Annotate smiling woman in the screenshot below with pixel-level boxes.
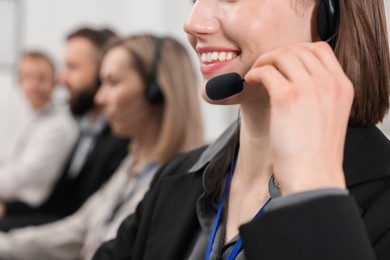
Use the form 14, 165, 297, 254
94, 1, 390, 260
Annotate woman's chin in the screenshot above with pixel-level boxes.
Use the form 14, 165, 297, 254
111, 125, 131, 139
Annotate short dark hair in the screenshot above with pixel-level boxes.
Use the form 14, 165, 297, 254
66, 27, 118, 65
67, 27, 117, 50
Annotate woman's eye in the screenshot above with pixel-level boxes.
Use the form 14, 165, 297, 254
106, 80, 118, 87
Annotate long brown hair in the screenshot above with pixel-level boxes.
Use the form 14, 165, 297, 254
332, 0, 390, 126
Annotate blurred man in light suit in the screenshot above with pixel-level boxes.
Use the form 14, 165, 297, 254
0, 51, 78, 210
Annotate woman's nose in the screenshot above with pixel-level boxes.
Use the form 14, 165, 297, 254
184, 0, 220, 37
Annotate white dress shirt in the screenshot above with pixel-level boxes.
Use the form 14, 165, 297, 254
0, 105, 79, 206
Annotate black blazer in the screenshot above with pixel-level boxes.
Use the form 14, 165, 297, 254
94, 125, 390, 260
1, 125, 129, 230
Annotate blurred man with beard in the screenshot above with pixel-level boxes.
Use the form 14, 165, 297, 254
0, 27, 129, 231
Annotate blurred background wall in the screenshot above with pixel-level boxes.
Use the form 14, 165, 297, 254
0, 0, 389, 154
0, 0, 238, 155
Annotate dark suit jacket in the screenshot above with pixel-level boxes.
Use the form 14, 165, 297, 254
1, 125, 129, 231
94, 125, 390, 260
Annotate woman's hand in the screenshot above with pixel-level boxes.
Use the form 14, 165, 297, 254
245, 42, 354, 196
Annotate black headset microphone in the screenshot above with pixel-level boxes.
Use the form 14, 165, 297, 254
205, 0, 339, 101
205, 73, 244, 100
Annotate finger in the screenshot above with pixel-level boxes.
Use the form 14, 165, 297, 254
305, 42, 345, 75
289, 44, 328, 76
303, 42, 354, 97
245, 65, 290, 100
254, 49, 309, 82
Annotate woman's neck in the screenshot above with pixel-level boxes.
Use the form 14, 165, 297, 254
130, 113, 161, 171
224, 101, 273, 243
235, 101, 273, 184
131, 143, 153, 172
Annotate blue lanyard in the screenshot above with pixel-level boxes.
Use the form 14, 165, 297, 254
205, 151, 271, 260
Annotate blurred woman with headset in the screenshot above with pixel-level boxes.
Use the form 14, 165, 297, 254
0, 34, 204, 259
94, 0, 390, 259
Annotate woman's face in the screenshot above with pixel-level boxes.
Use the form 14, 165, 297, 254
184, 0, 316, 104
95, 46, 149, 138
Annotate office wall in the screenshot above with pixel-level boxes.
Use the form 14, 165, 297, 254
0, 0, 236, 154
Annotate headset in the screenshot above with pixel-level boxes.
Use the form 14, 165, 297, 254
206, 0, 341, 101
145, 37, 165, 104
317, 0, 339, 44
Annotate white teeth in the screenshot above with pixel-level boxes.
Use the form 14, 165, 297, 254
206, 52, 212, 62
211, 52, 218, 61
218, 52, 226, 61
200, 51, 236, 63
226, 52, 233, 60
201, 53, 207, 62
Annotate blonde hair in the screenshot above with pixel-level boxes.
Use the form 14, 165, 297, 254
105, 34, 204, 163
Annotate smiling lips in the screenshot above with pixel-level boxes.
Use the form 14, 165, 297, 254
198, 50, 239, 74
200, 51, 237, 63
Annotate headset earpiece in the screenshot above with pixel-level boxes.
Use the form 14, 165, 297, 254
317, 0, 339, 44
146, 37, 164, 104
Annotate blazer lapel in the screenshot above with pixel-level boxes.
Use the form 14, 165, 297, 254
143, 172, 204, 260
